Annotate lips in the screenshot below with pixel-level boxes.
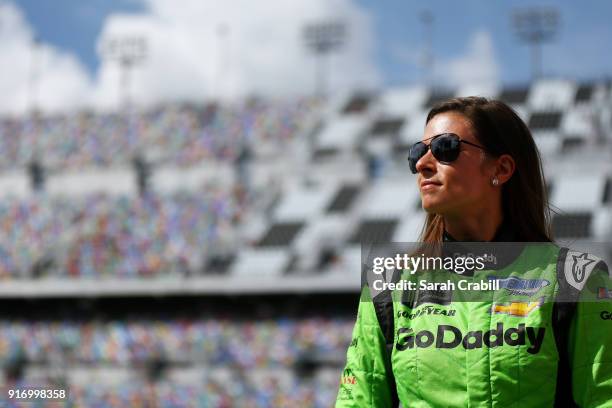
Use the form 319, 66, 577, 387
420, 180, 442, 191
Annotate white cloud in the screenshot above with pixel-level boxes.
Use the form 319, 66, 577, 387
434, 30, 500, 90
92, 0, 381, 109
0, 1, 92, 115
0, 0, 380, 114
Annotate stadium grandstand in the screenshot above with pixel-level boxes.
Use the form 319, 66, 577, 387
0, 77, 611, 406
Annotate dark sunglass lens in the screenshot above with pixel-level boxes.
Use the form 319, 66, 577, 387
408, 142, 427, 173
431, 134, 460, 163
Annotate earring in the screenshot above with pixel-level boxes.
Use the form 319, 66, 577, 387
492, 177, 499, 186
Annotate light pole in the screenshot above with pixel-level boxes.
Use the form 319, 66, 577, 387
27, 36, 42, 115
216, 23, 230, 101
512, 8, 559, 80
303, 21, 346, 99
420, 11, 434, 85
100, 36, 148, 110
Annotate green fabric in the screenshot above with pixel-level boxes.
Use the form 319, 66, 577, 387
336, 244, 612, 407
571, 267, 612, 407
336, 286, 395, 407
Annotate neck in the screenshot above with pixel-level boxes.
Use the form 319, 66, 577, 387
443, 208, 504, 242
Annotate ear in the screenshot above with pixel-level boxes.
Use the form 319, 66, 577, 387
494, 154, 515, 185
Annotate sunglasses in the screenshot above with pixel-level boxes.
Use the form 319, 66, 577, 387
407, 133, 486, 174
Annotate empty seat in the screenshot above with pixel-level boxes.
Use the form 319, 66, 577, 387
533, 133, 561, 156
529, 111, 563, 130
204, 254, 235, 274
561, 137, 585, 153
370, 118, 405, 137
312, 147, 339, 160
0, 172, 30, 198
47, 169, 137, 196
274, 185, 335, 221
342, 94, 373, 114
349, 219, 399, 244
326, 185, 361, 213
528, 79, 576, 111
258, 222, 304, 247
378, 86, 428, 116
397, 111, 428, 149
602, 178, 612, 205
315, 116, 368, 153
499, 87, 529, 105
592, 208, 612, 240
575, 84, 594, 104
561, 106, 595, 137
361, 180, 418, 218
231, 249, 290, 276
551, 176, 605, 211
393, 212, 427, 241
552, 212, 592, 239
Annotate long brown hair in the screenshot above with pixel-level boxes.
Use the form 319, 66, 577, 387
418, 96, 552, 243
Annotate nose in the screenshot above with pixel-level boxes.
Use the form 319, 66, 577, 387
415, 147, 436, 175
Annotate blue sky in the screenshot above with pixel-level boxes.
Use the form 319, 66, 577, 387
15, 0, 144, 73
14, 0, 612, 86
2, 0, 611, 114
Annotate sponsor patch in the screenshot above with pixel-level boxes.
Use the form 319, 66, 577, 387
397, 305, 457, 320
340, 368, 357, 385
487, 275, 549, 296
563, 251, 602, 291
395, 323, 545, 354
337, 368, 356, 400
491, 297, 545, 317
601, 311, 612, 320
598, 287, 612, 299
340, 375, 357, 385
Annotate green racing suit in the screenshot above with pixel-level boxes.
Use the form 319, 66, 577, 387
335, 243, 612, 407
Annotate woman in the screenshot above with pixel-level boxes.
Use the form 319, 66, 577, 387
336, 97, 612, 407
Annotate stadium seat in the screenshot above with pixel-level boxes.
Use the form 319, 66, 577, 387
313, 116, 369, 157
528, 79, 577, 111
377, 86, 428, 117
230, 248, 290, 277
550, 175, 606, 212
360, 179, 418, 219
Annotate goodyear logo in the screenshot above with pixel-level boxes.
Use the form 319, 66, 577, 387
491, 297, 544, 317
397, 305, 456, 320
488, 276, 549, 296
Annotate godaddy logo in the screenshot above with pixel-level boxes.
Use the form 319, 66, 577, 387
396, 323, 545, 354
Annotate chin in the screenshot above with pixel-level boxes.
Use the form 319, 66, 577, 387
421, 198, 450, 215
421, 200, 440, 213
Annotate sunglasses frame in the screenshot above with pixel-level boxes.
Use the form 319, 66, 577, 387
407, 133, 486, 174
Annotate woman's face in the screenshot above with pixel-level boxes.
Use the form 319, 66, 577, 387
416, 111, 496, 217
